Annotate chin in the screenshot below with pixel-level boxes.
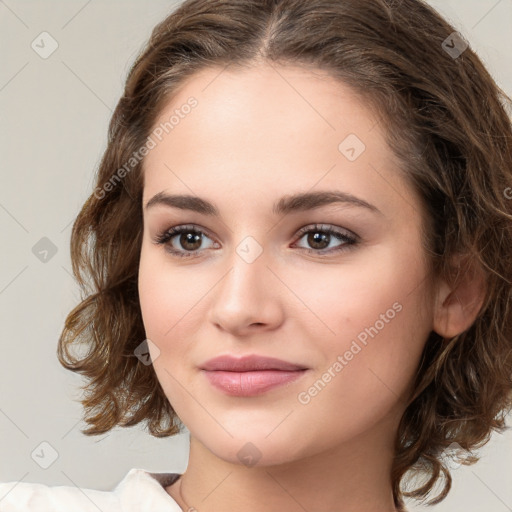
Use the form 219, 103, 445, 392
191, 426, 315, 469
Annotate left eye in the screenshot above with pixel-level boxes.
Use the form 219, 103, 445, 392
292, 223, 358, 255
153, 223, 358, 258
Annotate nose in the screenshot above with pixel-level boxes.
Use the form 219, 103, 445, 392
207, 244, 285, 337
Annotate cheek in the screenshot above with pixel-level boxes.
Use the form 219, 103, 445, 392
307, 253, 430, 417
288, 238, 429, 342
137, 250, 200, 408
138, 246, 198, 339
137, 246, 215, 389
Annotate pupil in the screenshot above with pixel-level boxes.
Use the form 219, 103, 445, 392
181, 232, 201, 250
309, 232, 329, 249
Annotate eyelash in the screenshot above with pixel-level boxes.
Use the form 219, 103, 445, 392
152, 223, 359, 259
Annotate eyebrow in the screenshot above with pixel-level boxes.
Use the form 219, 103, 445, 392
144, 190, 383, 217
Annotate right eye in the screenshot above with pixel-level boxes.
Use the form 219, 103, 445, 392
153, 224, 218, 258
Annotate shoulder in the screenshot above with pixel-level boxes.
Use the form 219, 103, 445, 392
0, 474, 121, 512
0, 468, 181, 512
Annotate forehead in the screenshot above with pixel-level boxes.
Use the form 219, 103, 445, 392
146, 63, 382, 156
141, 63, 416, 220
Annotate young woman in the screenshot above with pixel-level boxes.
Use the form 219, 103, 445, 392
1, 0, 511, 511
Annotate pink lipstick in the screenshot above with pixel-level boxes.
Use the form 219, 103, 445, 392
200, 354, 309, 397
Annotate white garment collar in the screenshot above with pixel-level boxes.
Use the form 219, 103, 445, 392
114, 468, 183, 511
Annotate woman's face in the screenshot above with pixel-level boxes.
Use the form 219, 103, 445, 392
138, 63, 436, 465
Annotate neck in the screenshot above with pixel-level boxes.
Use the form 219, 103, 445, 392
167, 411, 402, 512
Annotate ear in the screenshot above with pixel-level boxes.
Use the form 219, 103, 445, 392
433, 252, 488, 339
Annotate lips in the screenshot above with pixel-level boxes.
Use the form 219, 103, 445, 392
200, 354, 309, 372
199, 354, 309, 396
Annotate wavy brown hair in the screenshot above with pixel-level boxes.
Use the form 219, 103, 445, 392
57, 0, 512, 509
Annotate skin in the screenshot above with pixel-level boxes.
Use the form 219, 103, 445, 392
137, 63, 485, 512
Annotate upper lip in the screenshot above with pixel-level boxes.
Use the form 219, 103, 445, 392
200, 354, 309, 372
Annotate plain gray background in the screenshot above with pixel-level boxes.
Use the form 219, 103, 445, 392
1, 1, 511, 510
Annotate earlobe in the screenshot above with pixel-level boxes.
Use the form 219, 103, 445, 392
432, 252, 488, 339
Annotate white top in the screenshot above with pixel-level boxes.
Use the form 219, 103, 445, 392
0, 468, 183, 511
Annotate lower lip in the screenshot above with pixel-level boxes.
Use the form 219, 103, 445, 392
201, 369, 308, 396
